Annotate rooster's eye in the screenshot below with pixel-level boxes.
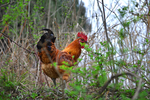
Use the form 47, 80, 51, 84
81, 39, 84, 41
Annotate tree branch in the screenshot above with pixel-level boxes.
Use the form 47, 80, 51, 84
97, 72, 142, 100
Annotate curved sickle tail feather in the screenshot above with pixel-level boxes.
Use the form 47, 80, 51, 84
37, 29, 56, 52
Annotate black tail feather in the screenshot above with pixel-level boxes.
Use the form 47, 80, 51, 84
37, 29, 56, 52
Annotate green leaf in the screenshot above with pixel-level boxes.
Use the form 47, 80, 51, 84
123, 21, 130, 27
62, 61, 69, 66
146, 38, 149, 43
78, 58, 82, 62
72, 55, 75, 58
53, 62, 57, 67
84, 44, 89, 48
74, 62, 77, 65
86, 48, 92, 52
0, 36, 4, 39
31, 93, 38, 99
132, 64, 138, 67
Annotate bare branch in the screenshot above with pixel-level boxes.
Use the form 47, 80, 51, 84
132, 78, 142, 100
97, 72, 142, 100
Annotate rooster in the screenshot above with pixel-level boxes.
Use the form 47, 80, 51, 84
37, 29, 88, 86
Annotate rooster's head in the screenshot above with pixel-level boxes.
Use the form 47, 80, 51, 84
77, 32, 88, 48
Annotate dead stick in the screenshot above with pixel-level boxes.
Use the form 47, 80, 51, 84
97, 72, 142, 100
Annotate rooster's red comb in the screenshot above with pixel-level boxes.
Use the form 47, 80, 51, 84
77, 32, 87, 41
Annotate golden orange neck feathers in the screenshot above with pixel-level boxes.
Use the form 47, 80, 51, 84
62, 38, 82, 62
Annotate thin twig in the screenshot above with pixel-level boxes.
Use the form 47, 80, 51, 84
35, 60, 41, 87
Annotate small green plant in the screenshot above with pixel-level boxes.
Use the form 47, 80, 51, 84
0, 68, 18, 99
31, 93, 38, 99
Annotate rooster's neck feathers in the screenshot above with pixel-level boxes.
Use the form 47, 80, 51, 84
62, 38, 81, 61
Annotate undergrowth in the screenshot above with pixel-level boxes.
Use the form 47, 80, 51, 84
0, 42, 149, 100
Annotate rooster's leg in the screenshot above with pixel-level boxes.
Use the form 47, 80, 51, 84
51, 78, 56, 86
